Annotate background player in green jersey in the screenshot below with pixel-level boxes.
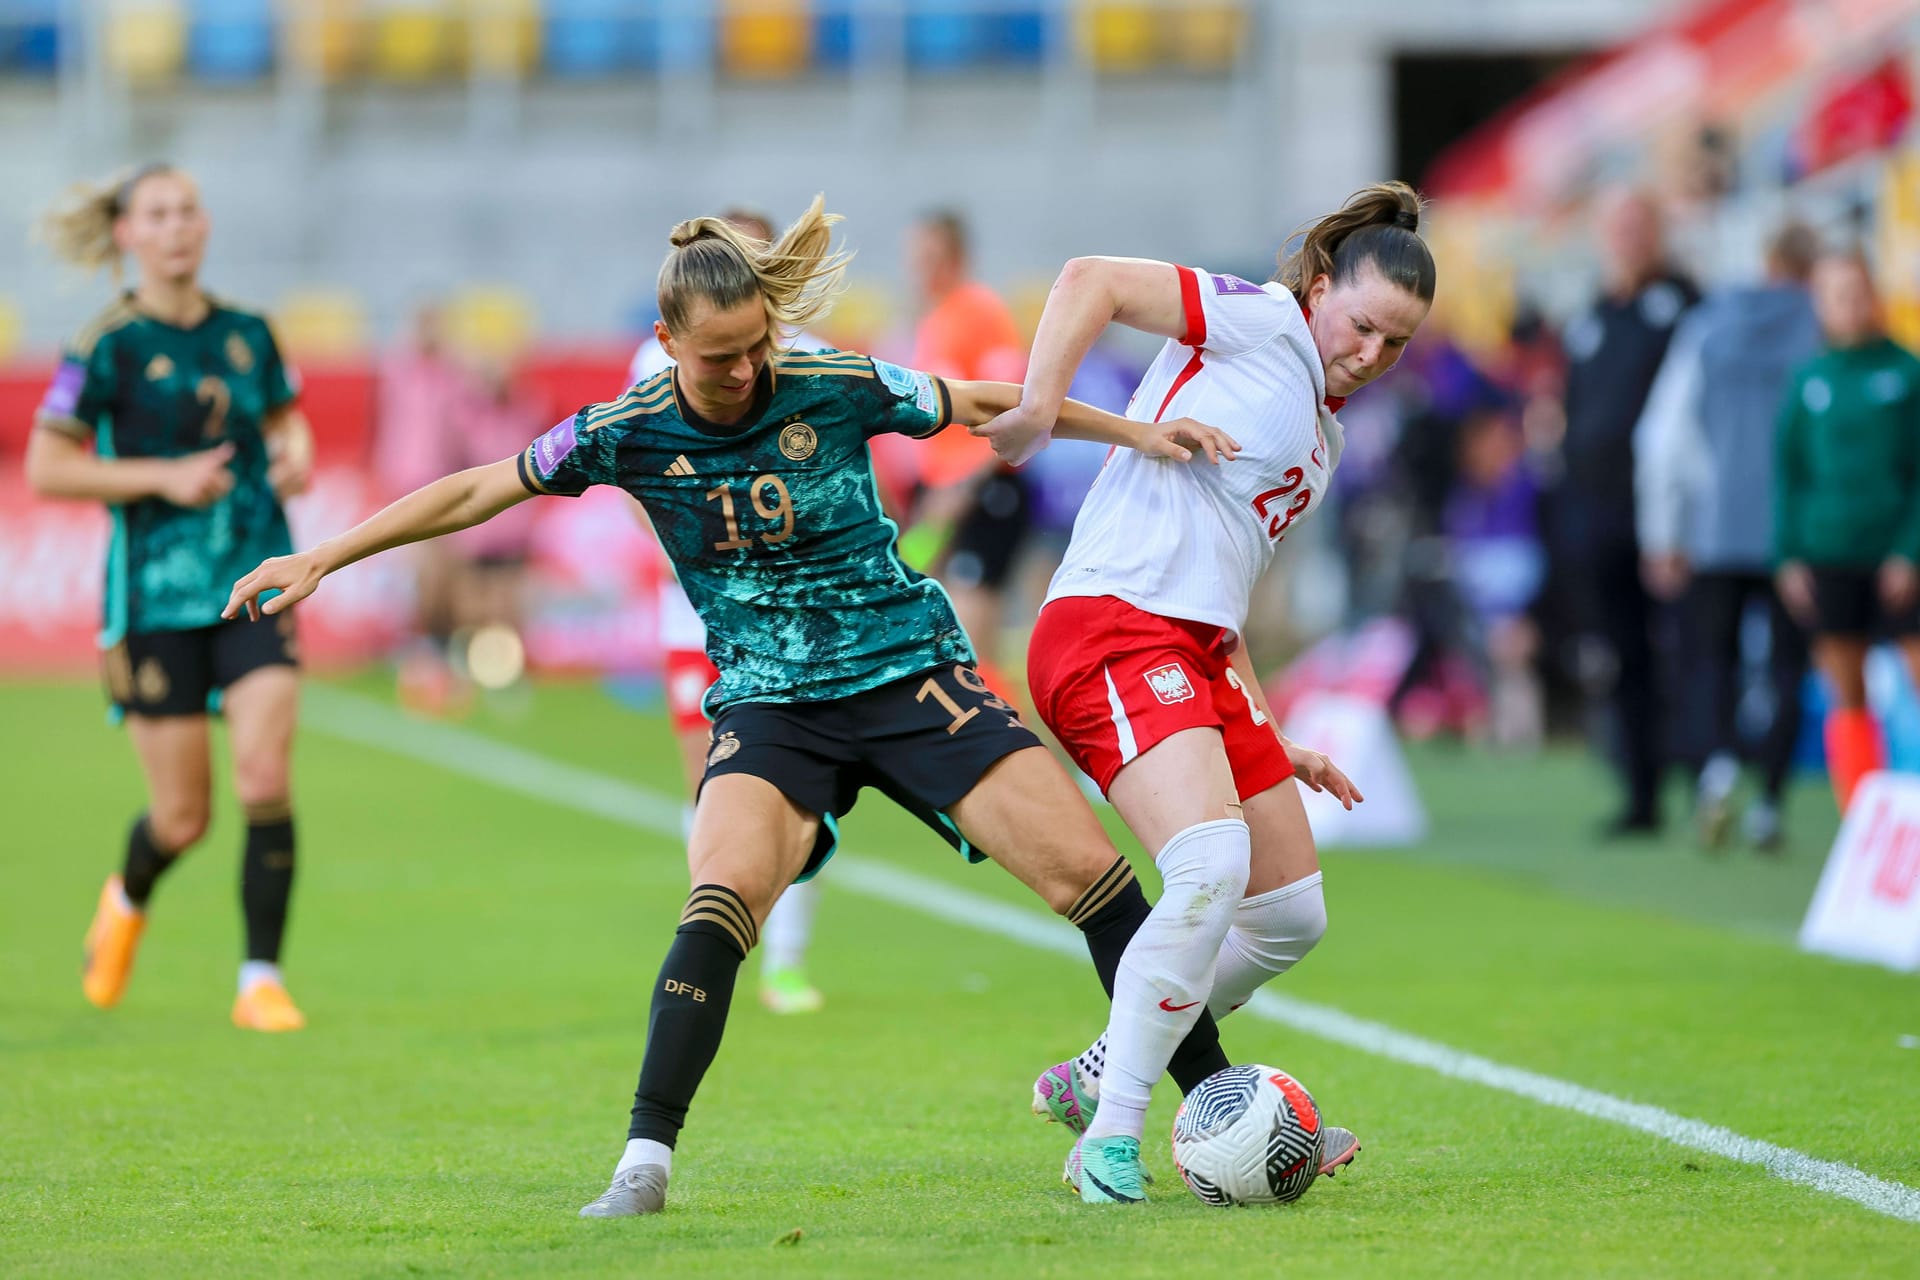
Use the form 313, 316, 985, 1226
26, 164, 317, 1033
224, 196, 1242, 1213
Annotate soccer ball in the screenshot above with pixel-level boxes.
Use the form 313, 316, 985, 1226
1171, 1064, 1324, 1206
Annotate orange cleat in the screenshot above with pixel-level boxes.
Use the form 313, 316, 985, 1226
232, 979, 307, 1033
82, 875, 147, 1009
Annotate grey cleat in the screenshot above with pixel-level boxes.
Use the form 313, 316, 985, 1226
579, 1164, 669, 1218
1319, 1126, 1361, 1178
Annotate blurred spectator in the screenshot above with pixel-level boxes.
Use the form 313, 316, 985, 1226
1445, 405, 1546, 749
1774, 249, 1920, 815
1635, 220, 1822, 850
1555, 187, 1699, 836
904, 210, 1028, 683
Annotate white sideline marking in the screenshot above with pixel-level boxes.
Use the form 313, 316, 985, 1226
307, 689, 1920, 1225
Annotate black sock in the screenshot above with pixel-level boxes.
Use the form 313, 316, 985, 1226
121, 814, 180, 908
628, 885, 757, 1147
1068, 856, 1231, 1095
241, 801, 296, 963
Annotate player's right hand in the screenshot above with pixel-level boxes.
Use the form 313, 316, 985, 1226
1776, 560, 1816, 625
972, 404, 1054, 467
162, 443, 236, 509
225, 550, 324, 621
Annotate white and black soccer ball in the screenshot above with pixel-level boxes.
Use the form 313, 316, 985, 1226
1171, 1064, 1324, 1206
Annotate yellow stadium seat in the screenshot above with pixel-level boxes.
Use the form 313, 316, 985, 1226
444, 286, 536, 362
105, 1, 187, 84
274, 289, 370, 360
812, 281, 892, 353
0, 294, 23, 363
464, 0, 541, 78
370, 3, 458, 82
721, 0, 812, 80
284, 0, 363, 83
1084, 2, 1156, 74
1168, 3, 1243, 71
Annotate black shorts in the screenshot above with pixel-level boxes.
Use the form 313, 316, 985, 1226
1809, 566, 1920, 639
103, 613, 300, 719
701, 662, 1044, 880
943, 468, 1033, 591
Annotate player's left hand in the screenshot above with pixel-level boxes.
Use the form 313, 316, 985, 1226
1284, 741, 1363, 810
267, 430, 314, 499
1145, 417, 1241, 466
971, 404, 1054, 467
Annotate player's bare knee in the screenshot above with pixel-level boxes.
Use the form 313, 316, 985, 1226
150, 800, 209, 852
233, 759, 290, 810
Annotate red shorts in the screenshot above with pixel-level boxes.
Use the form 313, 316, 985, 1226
664, 648, 720, 735
1027, 595, 1290, 800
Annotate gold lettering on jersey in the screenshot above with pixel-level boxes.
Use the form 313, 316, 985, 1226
196, 377, 231, 440
225, 332, 254, 374
707, 731, 742, 766
145, 354, 175, 382
778, 422, 818, 461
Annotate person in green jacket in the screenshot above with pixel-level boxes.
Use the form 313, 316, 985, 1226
1774, 249, 1920, 813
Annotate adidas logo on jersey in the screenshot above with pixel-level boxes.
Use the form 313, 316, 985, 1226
664, 455, 696, 477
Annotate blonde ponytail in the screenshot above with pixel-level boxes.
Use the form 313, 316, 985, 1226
1276, 180, 1434, 306
36, 163, 177, 278
658, 194, 851, 342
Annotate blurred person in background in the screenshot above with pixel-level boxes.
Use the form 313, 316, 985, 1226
625, 206, 833, 1016
1555, 186, 1699, 836
23, 164, 314, 1031
1774, 248, 1920, 815
442, 354, 542, 687
1444, 402, 1546, 749
375, 303, 468, 711
905, 209, 1029, 687
1635, 221, 1822, 850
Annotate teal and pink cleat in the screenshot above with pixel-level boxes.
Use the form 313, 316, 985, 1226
1032, 1061, 1097, 1134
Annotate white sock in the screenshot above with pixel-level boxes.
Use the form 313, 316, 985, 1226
1082, 818, 1250, 1143
238, 960, 281, 995
761, 875, 820, 974
1205, 872, 1327, 1018
617, 1138, 672, 1177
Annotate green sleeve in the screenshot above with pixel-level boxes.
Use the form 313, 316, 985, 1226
1896, 358, 1920, 562
517, 409, 621, 497
34, 334, 118, 442
259, 320, 300, 411
1773, 373, 1808, 565
861, 357, 953, 440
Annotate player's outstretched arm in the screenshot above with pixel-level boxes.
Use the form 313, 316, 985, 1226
950, 378, 1237, 467
224, 456, 532, 620
970, 256, 1189, 464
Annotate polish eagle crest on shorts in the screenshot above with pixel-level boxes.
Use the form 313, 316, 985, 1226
1144, 663, 1195, 705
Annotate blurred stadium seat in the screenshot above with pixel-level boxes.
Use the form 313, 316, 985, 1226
0, 0, 63, 75
467, 0, 540, 78
1169, 3, 1241, 71
1082, 2, 1155, 74
106, 0, 188, 84
444, 285, 536, 361
283, 0, 361, 82
369, 1, 459, 82
720, 0, 811, 80
0, 295, 22, 363
543, 0, 633, 77
656, 1, 714, 74
187, 0, 274, 81
274, 288, 370, 360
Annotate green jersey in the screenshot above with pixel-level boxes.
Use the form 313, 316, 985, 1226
517, 348, 971, 710
36, 293, 301, 642
1775, 338, 1920, 567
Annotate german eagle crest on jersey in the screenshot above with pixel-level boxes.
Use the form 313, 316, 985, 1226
1145, 663, 1195, 705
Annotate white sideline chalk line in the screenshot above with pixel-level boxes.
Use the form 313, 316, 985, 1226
307, 689, 1920, 1226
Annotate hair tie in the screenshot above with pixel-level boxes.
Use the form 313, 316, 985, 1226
1392, 208, 1418, 232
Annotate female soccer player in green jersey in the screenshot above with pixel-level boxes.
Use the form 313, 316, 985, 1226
225, 196, 1243, 1213
27, 164, 317, 1032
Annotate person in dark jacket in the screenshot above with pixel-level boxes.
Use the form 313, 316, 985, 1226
1635, 221, 1822, 850
1558, 187, 1699, 835
1775, 249, 1920, 815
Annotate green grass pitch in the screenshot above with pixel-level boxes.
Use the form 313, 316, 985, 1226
3, 677, 1917, 1278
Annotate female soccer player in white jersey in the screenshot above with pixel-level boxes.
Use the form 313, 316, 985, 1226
977, 182, 1436, 1202
225, 197, 1248, 1217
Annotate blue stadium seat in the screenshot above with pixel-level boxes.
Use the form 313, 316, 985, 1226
545, 0, 630, 76
655, 0, 714, 74
989, 6, 1048, 65
905, 9, 983, 71
0, 0, 62, 74
812, 3, 852, 69
188, 0, 274, 81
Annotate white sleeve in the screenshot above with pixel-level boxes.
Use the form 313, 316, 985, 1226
1633, 316, 1707, 557
1178, 265, 1296, 359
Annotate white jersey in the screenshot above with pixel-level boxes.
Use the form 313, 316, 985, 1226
1045, 266, 1344, 642
628, 329, 832, 653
